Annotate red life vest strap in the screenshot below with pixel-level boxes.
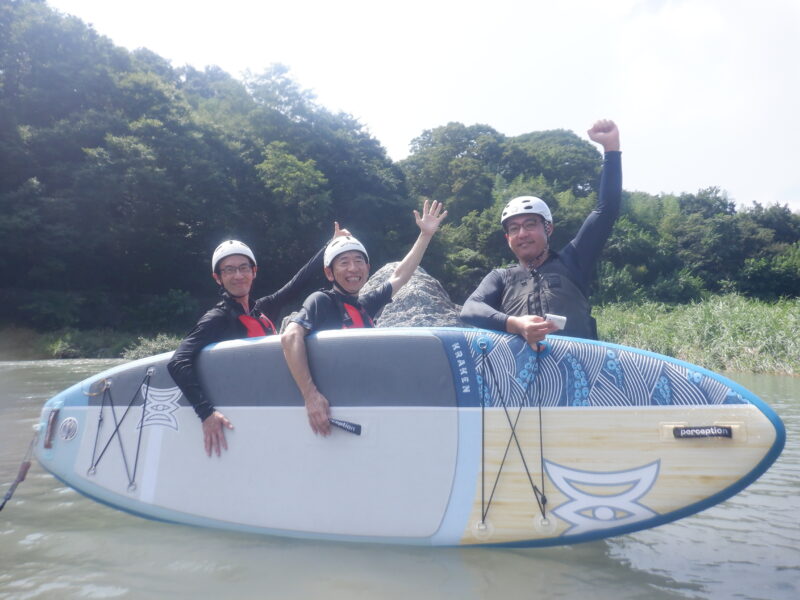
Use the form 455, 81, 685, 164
238, 314, 277, 337
321, 289, 376, 329
342, 303, 374, 329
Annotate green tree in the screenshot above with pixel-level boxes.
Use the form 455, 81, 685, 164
401, 122, 504, 222
245, 65, 412, 269
738, 242, 800, 299
678, 186, 735, 218
506, 130, 602, 195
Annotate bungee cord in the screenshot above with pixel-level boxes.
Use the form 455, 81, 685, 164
478, 340, 548, 524
87, 369, 153, 491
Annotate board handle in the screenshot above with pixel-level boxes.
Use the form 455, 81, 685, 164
329, 418, 362, 436
43, 408, 60, 449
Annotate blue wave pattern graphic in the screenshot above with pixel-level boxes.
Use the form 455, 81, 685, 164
463, 332, 747, 408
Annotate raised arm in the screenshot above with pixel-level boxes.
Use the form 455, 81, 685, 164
256, 222, 351, 321
587, 119, 620, 152
387, 200, 447, 295
570, 120, 622, 278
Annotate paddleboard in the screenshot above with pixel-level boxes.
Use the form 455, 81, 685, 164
33, 328, 785, 546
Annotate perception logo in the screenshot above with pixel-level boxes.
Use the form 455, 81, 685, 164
545, 460, 660, 535
139, 385, 182, 430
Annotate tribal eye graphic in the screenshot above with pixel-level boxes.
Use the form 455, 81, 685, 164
139, 385, 183, 430
545, 460, 660, 535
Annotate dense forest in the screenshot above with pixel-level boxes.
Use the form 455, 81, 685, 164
2, 0, 799, 335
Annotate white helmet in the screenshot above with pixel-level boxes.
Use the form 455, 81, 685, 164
324, 236, 369, 268
211, 240, 256, 273
500, 196, 552, 227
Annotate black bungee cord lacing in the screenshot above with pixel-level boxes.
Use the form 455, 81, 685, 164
478, 340, 547, 525
534, 343, 547, 511
87, 368, 153, 492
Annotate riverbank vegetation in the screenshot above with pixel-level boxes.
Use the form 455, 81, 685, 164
595, 295, 799, 375
0, 326, 139, 360
0, 326, 184, 361
1, 3, 798, 375
2, 295, 797, 375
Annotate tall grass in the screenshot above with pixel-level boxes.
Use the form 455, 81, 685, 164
0, 327, 177, 360
0, 326, 138, 360
595, 294, 799, 375
121, 334, 181, 360
3, 294, 798, 374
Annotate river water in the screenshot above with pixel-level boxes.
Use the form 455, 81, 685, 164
1, 360, 798, 600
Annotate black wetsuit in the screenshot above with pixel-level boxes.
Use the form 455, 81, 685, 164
167, 245, 326, 421
460, 151, 622, 339
290, 282, 393, 332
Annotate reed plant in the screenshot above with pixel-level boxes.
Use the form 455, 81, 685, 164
122, 333, 182, 360
595, 294, 799, 375
3, 295, 798, 374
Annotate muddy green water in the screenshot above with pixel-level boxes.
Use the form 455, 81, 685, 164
1, 361, 798, 599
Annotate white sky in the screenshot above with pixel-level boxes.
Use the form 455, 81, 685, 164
47, 0, 800, 211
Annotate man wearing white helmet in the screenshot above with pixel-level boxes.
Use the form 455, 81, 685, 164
168, 223, 349, 456
461, 120, 621, 346
282, 200, 447, 436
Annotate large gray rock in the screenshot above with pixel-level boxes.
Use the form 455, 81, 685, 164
280, 263, 465, 331
361, 263, 464, 328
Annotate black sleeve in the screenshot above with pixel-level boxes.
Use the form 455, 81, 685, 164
166, 309, 228, 421
568, 151, 622, 281
361, 282, 394, 318
254, 244, 326, 323
460, 269, 509, 331
290, 291, 335, 332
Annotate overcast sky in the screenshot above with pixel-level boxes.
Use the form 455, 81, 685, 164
47, 0, 800, 211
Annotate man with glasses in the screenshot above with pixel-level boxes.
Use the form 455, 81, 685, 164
460, 120, 621, 346
168, 224, 349, 456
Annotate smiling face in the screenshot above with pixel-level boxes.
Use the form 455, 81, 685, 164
212, 254, 257, 298
504, 214, 552, 266
324, 250, 369, 295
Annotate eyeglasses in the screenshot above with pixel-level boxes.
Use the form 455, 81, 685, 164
219, 264, 253, 276
506, 219, 543, 237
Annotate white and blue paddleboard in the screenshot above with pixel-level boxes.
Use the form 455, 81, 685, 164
34, 328, 785, 546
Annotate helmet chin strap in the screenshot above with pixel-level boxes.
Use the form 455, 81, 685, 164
525, 223, 552, 269
526, 242, 550, 271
